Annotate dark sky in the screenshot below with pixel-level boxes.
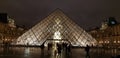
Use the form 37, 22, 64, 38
0, 0, 120, 30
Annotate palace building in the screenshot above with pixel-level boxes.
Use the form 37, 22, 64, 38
89, 17, 120, 48
0, 13, 25, 45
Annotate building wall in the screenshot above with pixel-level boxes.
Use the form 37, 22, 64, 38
0, 22, 25, 45
89, 24, 120, 48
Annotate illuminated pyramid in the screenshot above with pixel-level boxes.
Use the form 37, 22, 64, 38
13, 9, 97, 46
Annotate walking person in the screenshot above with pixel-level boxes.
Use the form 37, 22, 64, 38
85, 45, 90, 58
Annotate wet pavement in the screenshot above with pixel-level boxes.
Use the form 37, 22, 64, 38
0, 47, 120, 58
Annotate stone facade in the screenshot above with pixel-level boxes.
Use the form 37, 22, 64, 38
89, 21, 120, 48
0, 18, 25, 45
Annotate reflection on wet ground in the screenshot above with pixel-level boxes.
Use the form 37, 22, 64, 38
0, 47, 120, 58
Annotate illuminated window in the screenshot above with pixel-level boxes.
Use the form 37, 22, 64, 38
114, 41, 116, 43
118, 41, 120, 43
99, 41, 103, 43
111, 21, 115, 24
107, 41, 109, 43
105, 41, 109, 43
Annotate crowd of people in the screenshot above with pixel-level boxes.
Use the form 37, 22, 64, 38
40, 42, 91, 58
46, 42, 71, 56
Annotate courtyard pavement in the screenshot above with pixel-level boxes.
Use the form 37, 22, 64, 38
0, 47, 119, 58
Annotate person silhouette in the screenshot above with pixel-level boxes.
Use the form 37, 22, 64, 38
85, 45, 90, 58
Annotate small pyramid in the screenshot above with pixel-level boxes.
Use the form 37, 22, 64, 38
13, 9, 97, 46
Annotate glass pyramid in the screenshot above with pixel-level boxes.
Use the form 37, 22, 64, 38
13, 9, 97, 46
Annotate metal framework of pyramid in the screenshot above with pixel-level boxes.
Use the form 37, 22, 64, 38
13, 9, 97, 46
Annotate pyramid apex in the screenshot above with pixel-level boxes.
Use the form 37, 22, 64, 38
52, 8, 64, 13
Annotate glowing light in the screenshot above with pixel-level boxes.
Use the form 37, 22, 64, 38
24, 48, 30, 56
105, 41, 109, 43
118, 41, 120, 43
55, 18, 61, 24
53, 31, 61, 42
107, 41, 109, 43
114, 41, 116, 43
99, 41, 103, 43
25, 38, 32, 45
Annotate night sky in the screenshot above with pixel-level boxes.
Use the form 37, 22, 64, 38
0, 0, 120, 30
